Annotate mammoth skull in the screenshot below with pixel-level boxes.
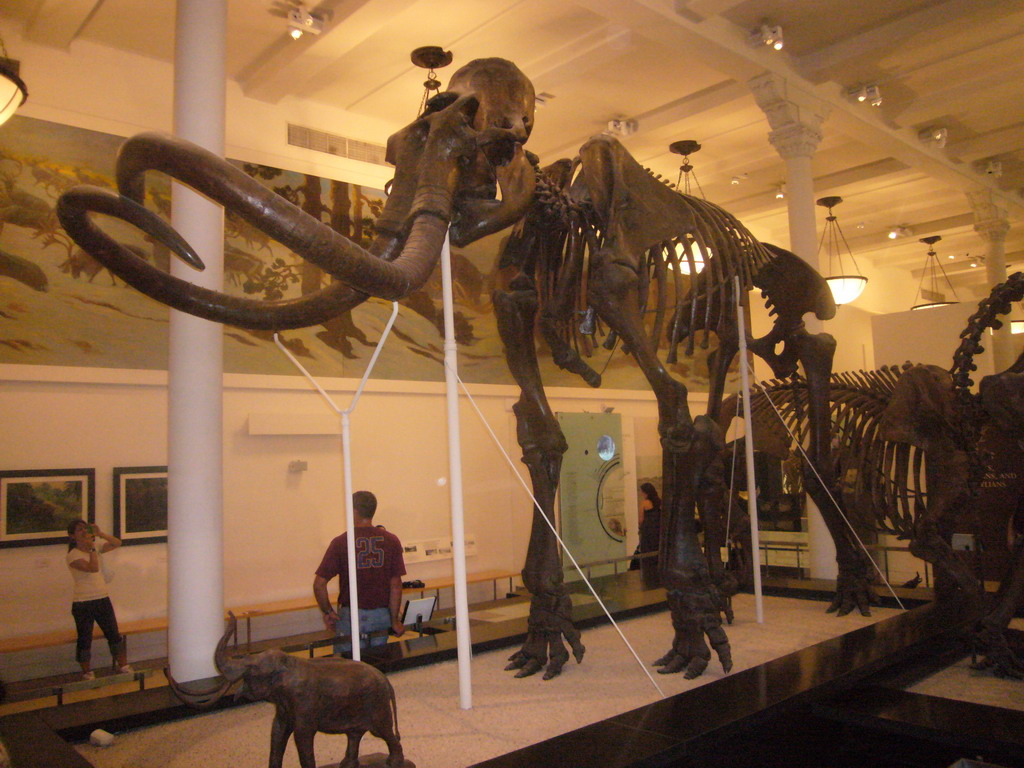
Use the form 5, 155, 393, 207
56, 58, 538, 331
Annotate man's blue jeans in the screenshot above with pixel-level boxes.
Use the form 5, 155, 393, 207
335, 606, 391, 655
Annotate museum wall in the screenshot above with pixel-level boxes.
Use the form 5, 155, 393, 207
0, 361, 667, 678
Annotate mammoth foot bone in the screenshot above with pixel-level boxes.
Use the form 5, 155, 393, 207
971, 623, 1024, 680
826, 553, 881, 617
653, 589, 732, 679
505, 591, 584, 680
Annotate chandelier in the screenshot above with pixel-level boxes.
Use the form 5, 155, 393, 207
816, 196, 867, 305
0, 37, 28, 127
911, 235, 959, 310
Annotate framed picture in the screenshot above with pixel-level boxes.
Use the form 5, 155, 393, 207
113, 466, 168, 545
0, 468, 95, 548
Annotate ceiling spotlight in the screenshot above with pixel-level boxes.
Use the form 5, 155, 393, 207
288, 7, 324, 38
917, 126, 947, 148
775, 183, 786, 199
731, 176, 741, 185
887, 225, 912, 240
983, 160, 1003, 178
865, 84, 882, 107
750, 22, 784, 51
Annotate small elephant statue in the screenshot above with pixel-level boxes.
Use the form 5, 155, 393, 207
170, 613, 409, 768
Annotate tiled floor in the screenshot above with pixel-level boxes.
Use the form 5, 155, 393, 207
72, 593, 909, 768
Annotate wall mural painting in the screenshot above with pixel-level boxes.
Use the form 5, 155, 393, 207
0, 115, 726, 391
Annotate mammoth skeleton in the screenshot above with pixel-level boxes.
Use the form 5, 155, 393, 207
58, 57, 846, 680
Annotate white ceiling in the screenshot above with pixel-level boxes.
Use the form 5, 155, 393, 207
6, 0, 1024, 305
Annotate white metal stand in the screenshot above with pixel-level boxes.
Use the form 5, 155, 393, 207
439, 232, 474, 709
734, 276, 764, 623
274, 302, 399, 661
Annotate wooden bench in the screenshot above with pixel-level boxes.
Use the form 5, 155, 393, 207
0, 570, 519, 658
0, 616, 169, 655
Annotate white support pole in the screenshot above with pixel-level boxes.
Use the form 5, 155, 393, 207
167, 0, 226, 683
341, 410, 360, 661
274, 302, 399, 665
734, 277, 764, 624
440, 232, 473, 710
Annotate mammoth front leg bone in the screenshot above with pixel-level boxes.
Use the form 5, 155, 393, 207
588, 250, 731, 679
495, 281, 584, 680
792, 327, 878, 617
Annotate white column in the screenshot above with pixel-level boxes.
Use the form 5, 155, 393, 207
167, 0, 227, 683
968, 189, 1014, 371
749, 73, 837, 579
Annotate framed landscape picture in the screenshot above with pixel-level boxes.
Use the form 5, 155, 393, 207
0, 468, 95, 548
113, 466, 168, 545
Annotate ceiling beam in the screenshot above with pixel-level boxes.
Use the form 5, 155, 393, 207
677, 0, 746, 21
570, 0, 1023, 216
237, 0, 417, 104
892, 60, 1024, 127
23, 0, 102, 50
796, 0, 998, 79
947, 123, 1024, 163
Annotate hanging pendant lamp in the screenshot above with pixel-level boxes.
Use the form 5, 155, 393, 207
816, 196, 867, 305
911, 235, 959, 310
0, 38, 28, 127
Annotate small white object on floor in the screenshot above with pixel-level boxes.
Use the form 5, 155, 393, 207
117, 664, 134, 674
90, 729, 115, 747
81, 671, 95, 681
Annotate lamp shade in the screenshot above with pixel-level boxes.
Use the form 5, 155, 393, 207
825, 275, 867, 305
816, 196, 867, 306
0, 58, 27, 127
1011, 319, 1023, 334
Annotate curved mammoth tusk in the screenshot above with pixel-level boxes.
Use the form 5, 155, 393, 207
165, 665, 235, 710
57, 121, 467, 329
115, 132, 455, 299
58, 185, 372, 330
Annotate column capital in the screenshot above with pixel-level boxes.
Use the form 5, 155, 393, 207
967, 188, 1010, 243
767, 123, 824, 160
749, 72, 830, 159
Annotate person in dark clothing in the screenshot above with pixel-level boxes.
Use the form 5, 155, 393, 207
313, 491, 406, 654
632, 482, 662, 585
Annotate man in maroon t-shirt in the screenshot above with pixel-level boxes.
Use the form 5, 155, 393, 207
313, 490, 407, 654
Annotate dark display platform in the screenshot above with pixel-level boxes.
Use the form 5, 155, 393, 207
3, 576, 1022, 768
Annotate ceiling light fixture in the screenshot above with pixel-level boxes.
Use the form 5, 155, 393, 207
917, 126, 947, 148
287, 7, 324, 38
775, 183, 786, 200
669, 140, 705, 198
911, 235, 959, 310
750, 21, 784, 50
847, 83, 882, 107
0, 37, 28, 127
983, 160, 1003, 178
411, 46, 453, 116
888, 225, 912, 240
817, 196, 867, 305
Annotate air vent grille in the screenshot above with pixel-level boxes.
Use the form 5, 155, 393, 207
287, 124, 388, 166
